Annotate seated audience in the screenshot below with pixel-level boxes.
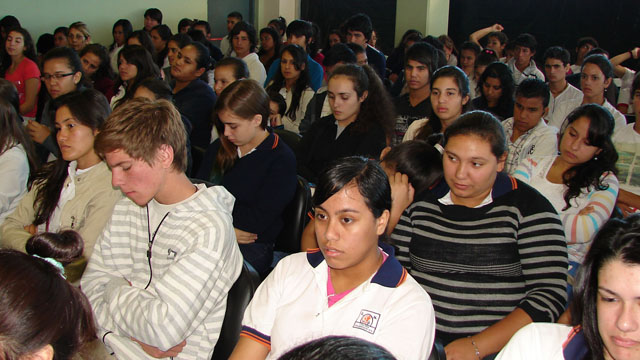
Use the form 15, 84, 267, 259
321, 28, 345, 58
177, 18, 194, 34
268, 16, 287, 40
67, 21, 90, 53
473, 48, 499, 82
543, 46, 583, 122
502, 78, 558, 174
214, 56, 249, 96
265, 20, 324, 91
143, 8, 162, 32
126, 30, 156, 62
53, 26, 69, 48
614, 74, 640, 216
189, 21, 223, 61
230, 21, 266, 85
506, 33, 545, 85
163, 33, 191, 84
258, 26, 281, 72
0, 82, 38, 225
2, 27, 40, 121
82, 98, 243, 359
79, 44, 115, 102
549, 54, 626, 133
266, 44, 315, 133
28, 47, 86, 160
392, 110, 568, 357
497, 215, 640, 360
393, 42, 438, 144
458, 41, 481, 97
230, 156, 436, 360
346, 42, 368, 67
469, 23, 508, 59
220, 12, 243, 57
472, 61, 515, 120
569, 36, 599, 74
111, 44, 160, 108
150, 24, 171, 69
343, 13, 386, 79
387, 29, 422, 84
109, 19, 132, 74
515, 104, 618, 274
0, 248, 96, 360
438, 34, 458, 66
1, 89, 121, 264
297, 64, 394, 184
404, 65, 471, 141
299, 43, 357, 135
196, 80, 296, 274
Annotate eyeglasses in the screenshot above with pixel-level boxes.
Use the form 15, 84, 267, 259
41, 72, 75, 82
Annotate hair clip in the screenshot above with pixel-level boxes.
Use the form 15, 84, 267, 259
32, 254, 66, 279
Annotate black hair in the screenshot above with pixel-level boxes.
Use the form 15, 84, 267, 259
227, 11, 243, 20
308, 22, 321, 57
329, 64, 395, 139
475, 49, 499, 68
581, 53, 614, 79
421, 35, 444, 52
404, 42, 439, 78
576, 36, 599, 50
381, 140, 443, 195
26, 230, 84, 266
279, 336, 396, 360
346, 42, 365, 56
215, 57, 250, 79
132, 77, 173, 101
36, 33, 55, 55
515, 78, 550, 107
415, 65, 471, 139
258, 27, 281, 60
513, 33, 537, 52
42, 46, 88, 88
476, 62, 516, 114
187, 41, 213, 70
54, 26, 68, 37
268, 17, 287, 37
571, 215, 640, 359
110, 19, 133, 51
114, 44, 160, 108
543, 46, 571, 66
32, 89, 110, 226
127, 30, 156, 62
178, 18, 194, 33
313, 156, 391, 219
323, 28, 345, 55
443, 110, 507, 159
168, 33, 192, 49
286, 20, 313, 44
229, 21, 257, 53
460, 40, 481, 55
343, 13, 373, 41
193, 20, 211, 36
0, 15, 20, 36
559, 104, 618, 210
266, 44, 311, 122
584, 47, 610, 59
1, 27, 37, 76
151, 24, 172, 68
323, 43, 357, 68
268, 90, 286, 116
79, 43, 114, 82
487, 31, 508, 45
144, 8, 163, 24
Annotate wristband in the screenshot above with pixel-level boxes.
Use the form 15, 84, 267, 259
468, 336, 481, 360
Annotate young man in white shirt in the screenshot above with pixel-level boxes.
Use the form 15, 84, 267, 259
542, 46, 583, 122
506, 33, 545, 85
502, 78, 558, 174
82, 98, 243, 359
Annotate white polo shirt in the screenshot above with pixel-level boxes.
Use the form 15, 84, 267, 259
240, 243, 435, 360
545, 83, 583, 123
548, 96, 627, 136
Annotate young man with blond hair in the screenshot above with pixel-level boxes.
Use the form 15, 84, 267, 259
82, 98, 242, 359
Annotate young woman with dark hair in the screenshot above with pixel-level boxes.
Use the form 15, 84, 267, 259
515, 104, 619, 273
392, 110, 568, 358
111, 44, 160, 108
109, 19, 132, 74
2, 27, 40, 121
126, 30, 156, 61
297, 64, 395, 184
150, 24, 172, 69
266, 44, 314, 133
230, 156, 435, 360
267, 16, 287, 40
0, 81, 38, 225
321, 28, 344, 58
163, 33, 191, 84
497, 215, 640, 360
258, 27, 281, 72
28, 47, 87, 160
214, 57, 249, 96
0, 89, 121, 266
79, 44, 115, 102
472, 61, 515, 120
404, 65, 472, 141
0, 248, 96, 359
387, 29, 423, 83
196, 79, 296, 274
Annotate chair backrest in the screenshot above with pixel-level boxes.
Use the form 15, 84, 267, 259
427, 337, 446, 360
211, 261, 262, 360
273, 128, 302, 154
274, 175, 312, 254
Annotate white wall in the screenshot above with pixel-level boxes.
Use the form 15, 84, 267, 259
4, 0, 207, 47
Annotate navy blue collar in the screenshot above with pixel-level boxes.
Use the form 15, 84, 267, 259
306, 241, 408, 288
431, 172, 518, 201
563, 326, 588, 359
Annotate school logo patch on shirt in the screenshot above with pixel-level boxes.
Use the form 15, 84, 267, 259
353, 309, 380, 334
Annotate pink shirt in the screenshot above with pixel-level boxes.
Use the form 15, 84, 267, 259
327, 249, 389, 307
5, 57, 40, 118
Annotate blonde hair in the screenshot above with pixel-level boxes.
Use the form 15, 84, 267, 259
95, 98, 188, 172
69, 21, 91, 40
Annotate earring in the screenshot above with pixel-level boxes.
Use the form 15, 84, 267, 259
594, 156, 598, 160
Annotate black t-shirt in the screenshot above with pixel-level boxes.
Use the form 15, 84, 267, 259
393, 93, 431, 144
